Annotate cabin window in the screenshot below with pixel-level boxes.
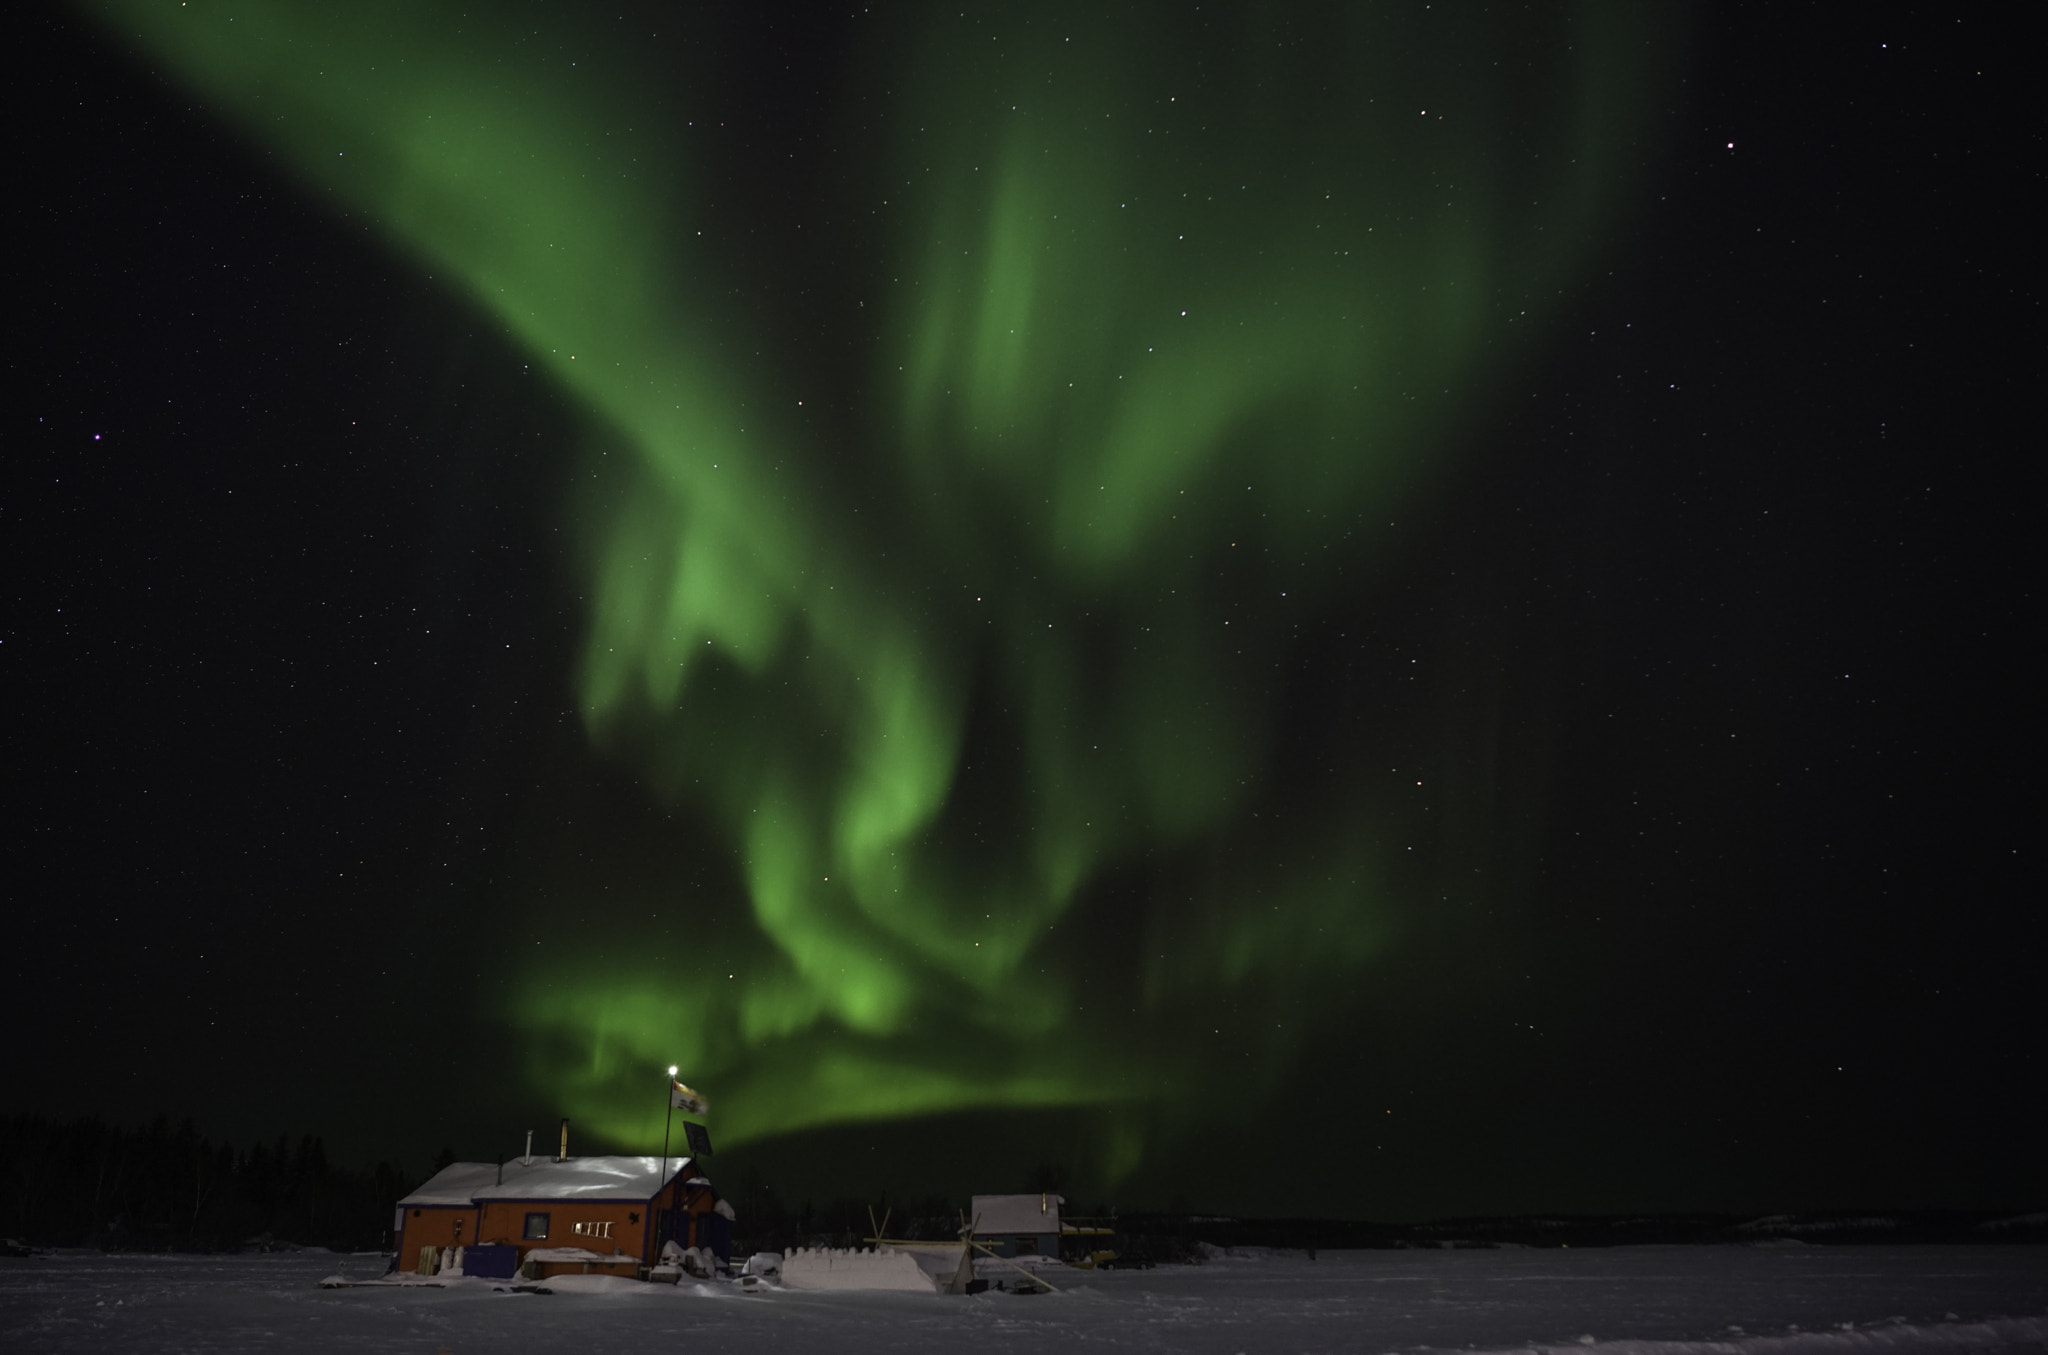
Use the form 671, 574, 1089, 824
571, 1221, 614, 1240
523, 1212, 550, 1240
628, 1212, 639, 1224
1015, 1236, 1039, 1255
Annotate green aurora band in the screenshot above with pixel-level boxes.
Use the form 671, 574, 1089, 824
86, 1, 1674, 1176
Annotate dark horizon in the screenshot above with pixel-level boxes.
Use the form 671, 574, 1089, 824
8, 3, 2038, 1225
6, 1109, 2042, 1259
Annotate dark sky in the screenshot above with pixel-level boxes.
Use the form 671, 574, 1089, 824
7, 4, 2038, 1221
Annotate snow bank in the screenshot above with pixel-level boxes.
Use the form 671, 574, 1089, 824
1976, 1212, 2048, 1231
780, 1246, 937, 1292
1465, 1314, 2048, 1354
538, 1274, 657, 1297
520, 1247, 621, 1264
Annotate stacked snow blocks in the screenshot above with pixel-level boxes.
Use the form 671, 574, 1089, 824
779, 1246, 937, 1292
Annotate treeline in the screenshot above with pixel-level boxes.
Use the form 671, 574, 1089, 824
1110, 1209, 2048, 1252
0, 1114, 417, 1251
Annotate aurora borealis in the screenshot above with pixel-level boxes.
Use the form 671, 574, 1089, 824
17, 3, 2040, 1218
71, 0, 1668, 1162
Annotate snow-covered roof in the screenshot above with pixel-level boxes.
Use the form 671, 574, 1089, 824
971, 1193, 1064, 1235
401, 1156, 691, 1207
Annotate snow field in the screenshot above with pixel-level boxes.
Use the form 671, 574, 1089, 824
1, 1244, 2043, 1353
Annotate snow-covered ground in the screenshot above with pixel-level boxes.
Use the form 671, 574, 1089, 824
2, 1245, 2043, 1353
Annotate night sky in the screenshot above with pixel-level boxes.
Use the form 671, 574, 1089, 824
9, 3, 2038, 1222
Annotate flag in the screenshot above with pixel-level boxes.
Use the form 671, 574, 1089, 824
670, 1079, 708, 1115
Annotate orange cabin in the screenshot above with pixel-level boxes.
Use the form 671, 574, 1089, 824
395, 1154, 732, 1279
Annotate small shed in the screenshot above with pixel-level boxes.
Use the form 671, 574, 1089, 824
970, 1193, 1063, 1257
396, 1155, 733, 1278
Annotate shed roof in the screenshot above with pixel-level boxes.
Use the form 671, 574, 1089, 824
401, 1156, 690, 1207
971, 1193, 1064, 1235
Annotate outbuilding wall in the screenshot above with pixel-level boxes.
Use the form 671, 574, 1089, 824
981, 1230, 1060, 1258
397, 1205, 480, 1273
477, 1197, 650, 1262
677, 1181, 732, 1261
396, 1164, 709, 1275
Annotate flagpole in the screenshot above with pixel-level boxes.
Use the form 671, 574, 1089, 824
660, 1064, 677, 1248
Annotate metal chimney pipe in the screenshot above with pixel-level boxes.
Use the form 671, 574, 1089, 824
558, 1117, 570, 1162
524, 1130, 533, 1166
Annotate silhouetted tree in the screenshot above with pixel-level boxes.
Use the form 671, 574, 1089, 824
0, 1114, 423, 1250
